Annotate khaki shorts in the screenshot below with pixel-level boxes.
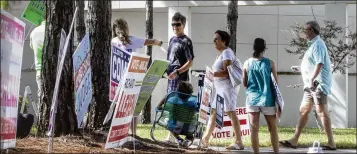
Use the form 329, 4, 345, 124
302, 88, 327, 105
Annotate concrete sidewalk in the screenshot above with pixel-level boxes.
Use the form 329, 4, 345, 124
204, 146, 356, 153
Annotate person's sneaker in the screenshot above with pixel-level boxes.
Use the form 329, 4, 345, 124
178, 139, 189, 148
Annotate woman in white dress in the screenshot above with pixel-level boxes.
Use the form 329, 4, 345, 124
111, 18, 163, 135
201, 30, 244, 150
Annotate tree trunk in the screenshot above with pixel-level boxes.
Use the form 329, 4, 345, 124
227, 0, 238, 54
142, 0, 153, 124
87, 1, 112, 130
75, 0, 85, 43
37, 0, 78, 136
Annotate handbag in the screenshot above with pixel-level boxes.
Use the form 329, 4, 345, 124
227, 58, 243, 87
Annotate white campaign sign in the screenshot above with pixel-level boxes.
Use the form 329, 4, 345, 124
198, 66, 214, 124
0, 9, 26, 149
211, 107, 250, 139
105, 52, 150, 149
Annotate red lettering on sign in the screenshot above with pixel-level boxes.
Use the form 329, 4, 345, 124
237, 108, 247, 115
0, 118, 17, 140
241, 129, 250, 136
212, 131, 231, 138
230, 129, 250, 137
115, 93, 136, 118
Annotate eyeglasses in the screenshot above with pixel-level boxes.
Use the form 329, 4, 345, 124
171, 23, 182, 27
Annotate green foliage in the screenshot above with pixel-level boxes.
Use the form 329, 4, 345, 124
286, 20, 357, 74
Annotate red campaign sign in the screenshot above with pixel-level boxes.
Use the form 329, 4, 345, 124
0, 117, 16, 140
107, 122, 131, 142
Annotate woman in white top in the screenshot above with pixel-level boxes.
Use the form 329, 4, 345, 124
111, 18, 163, 52
201, 30, 244, 150
111, 18, 163, 135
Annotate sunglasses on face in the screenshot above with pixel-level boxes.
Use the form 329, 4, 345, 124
171, 23, 182, 27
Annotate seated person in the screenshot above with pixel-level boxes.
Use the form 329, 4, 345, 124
157, 81, 198, 147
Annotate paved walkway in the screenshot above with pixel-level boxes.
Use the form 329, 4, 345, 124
204, 146, 356, 153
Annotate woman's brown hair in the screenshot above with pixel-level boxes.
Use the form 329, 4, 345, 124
112, 18, 131, 44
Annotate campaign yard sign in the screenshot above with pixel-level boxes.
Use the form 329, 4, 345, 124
211, 107, 250, 139
271, 73, 284, 121
1, 10, 25, 149
134, 59, 169, 116
105, 52, 150, 149
198, 66, 214, 124
109, 45, 130, 102
21, 0, 46, 26
73, 33, 92, 128
215, 94, 224, 128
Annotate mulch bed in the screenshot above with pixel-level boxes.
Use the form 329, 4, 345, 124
2, 135, 219, 153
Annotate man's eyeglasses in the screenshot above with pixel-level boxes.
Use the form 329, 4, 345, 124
171, 23, 182, 27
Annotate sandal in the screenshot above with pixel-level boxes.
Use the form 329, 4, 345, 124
279, 140, 297, 149
321, 145, 337, 150
200, 140, 209, 149
225, 142, 244, 150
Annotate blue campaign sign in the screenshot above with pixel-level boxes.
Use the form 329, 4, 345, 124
75, 68, 92, 128
109, 45, 131, 101
73, 33, 92, 128
216, 94, 224, 128
73, 34, 90, 73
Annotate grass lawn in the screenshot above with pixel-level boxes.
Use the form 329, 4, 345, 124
137, 124, 356, 149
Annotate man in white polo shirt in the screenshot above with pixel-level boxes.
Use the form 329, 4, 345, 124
30, 21, 45, 103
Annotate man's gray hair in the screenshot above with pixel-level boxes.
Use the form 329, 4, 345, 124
306, 21, 320, 35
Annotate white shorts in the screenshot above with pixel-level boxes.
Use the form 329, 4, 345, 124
247, 106, 276, 115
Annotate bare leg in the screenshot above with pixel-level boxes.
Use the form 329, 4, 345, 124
288, 101, 313, 146
249, 112, 260, 153
226, 111, 243, 145
316, 103, 336, 148
265, 114, 279, 153
201, 109, 217, 146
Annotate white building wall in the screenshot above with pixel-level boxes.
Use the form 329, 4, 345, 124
6, 1, 356, 127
